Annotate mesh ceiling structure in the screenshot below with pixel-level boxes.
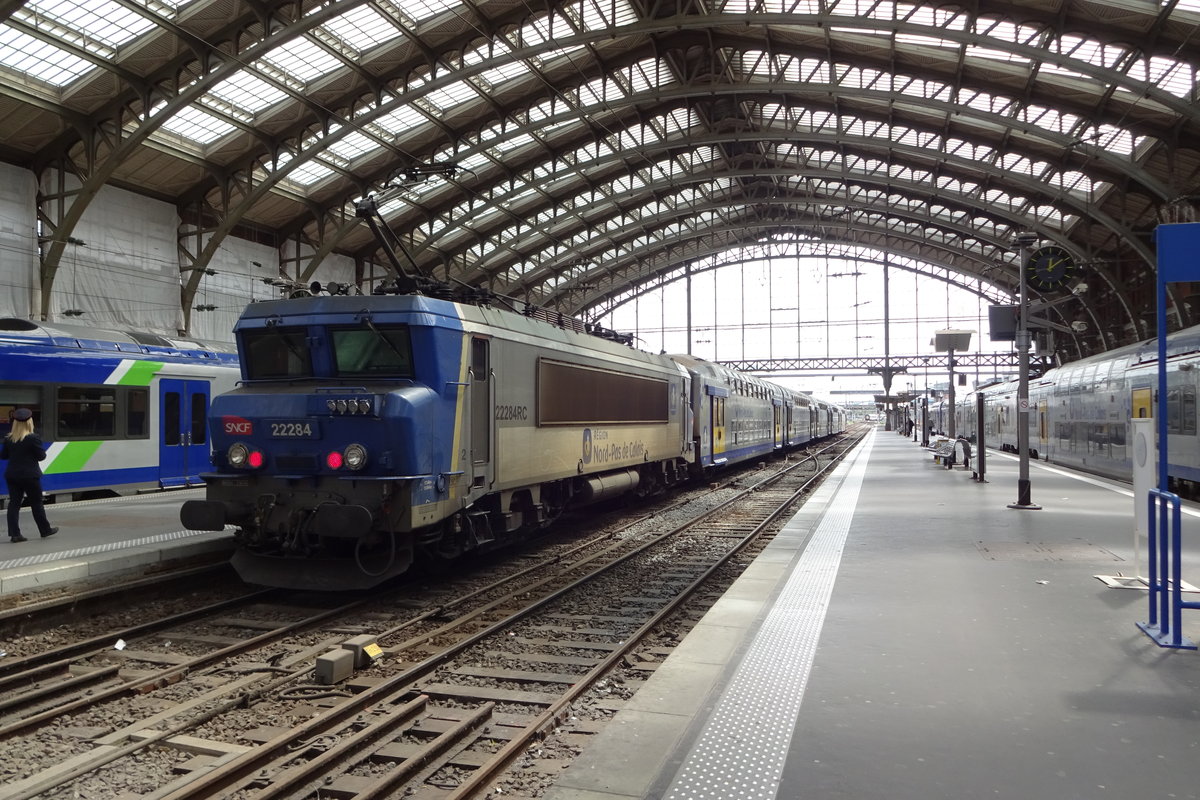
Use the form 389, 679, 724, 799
1, 0, 1198, 355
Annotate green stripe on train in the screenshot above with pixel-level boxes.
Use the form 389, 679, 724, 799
118, 360, 165, 386
43, 441, 104, 474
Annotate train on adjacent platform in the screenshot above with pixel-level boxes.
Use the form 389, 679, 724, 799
0, 318, 239, 503
181, 289, 846, 590
928, 323, 1200, 494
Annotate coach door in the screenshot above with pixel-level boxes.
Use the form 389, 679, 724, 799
1132, 387, 1153, 419
468, 338, 492, 488
160, 379, 210, 487
708, 388, 728, 464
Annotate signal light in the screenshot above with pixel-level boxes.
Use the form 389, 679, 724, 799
247, 450, 264, 469
326, 451, 344, 470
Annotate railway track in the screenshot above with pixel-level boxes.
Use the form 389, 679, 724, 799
0, 431, 863, 799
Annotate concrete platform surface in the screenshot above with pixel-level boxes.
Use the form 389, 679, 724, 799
544, 429, 1200, 800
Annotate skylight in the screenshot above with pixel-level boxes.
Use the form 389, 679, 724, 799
0, 27, 94, 86
153, 103, 236, 146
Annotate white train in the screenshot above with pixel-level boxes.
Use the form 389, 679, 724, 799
928, 324, 1200, 493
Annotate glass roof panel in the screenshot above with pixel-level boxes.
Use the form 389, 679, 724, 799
26, 0, 158, 50
0, 27, 94, 86
208, 72, 288, 116
1142, 56, 1195, 98
326, 129, 382, 161
894, 32, 960, 50
423, 80, 480, 111
153, 102, 236, 145
477, 57, 527, 88
966, 44, 1031, 65
376, 103, 431, 136
320, 5, 402, 52
260, 37, 343, 84
288, 160, 336, 186
390, 0, 462, 24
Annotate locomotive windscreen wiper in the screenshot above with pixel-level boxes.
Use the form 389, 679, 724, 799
361, 317, 410, 365
270, 324, 309, 364
244, 325, 313, 379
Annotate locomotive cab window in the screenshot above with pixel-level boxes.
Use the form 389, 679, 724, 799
242, 327, 313, 379
331, 326, 413, 378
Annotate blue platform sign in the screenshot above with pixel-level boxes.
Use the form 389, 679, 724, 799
1155, 222, 1200, 283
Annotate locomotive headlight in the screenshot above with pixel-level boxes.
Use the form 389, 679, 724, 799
336, 399, 349, 414
344, 443, 368, 470
228, 443, 249, 467
326, 399, 337, 412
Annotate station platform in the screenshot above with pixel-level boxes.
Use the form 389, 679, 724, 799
545, 427, 1200, 800
0, 488, 233, 598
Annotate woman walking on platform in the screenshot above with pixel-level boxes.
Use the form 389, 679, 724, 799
2, 408, 58, 542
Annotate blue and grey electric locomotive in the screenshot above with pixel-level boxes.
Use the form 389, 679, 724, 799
180, 289, 845, 590
182, 292, 699, 589
181, 197, 843, 589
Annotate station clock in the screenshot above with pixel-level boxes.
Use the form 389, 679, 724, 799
1028, 245, 1078, 291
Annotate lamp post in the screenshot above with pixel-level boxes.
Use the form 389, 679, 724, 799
1008, 231, 1042, 510
922, 357, 930, 447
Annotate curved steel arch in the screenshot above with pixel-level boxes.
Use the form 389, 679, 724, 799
33, 1, 368, 320
192, 14, 1180, 267
1, 0, 1193, 359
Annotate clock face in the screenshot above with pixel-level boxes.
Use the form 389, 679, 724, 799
1029, 245, 1076, 291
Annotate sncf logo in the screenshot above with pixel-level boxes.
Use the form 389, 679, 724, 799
223, 416, 253, 435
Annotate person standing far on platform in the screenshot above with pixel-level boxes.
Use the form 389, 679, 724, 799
2, 408, 58, 543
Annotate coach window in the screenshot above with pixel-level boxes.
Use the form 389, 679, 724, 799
191, 393, 207, 445
57, 387, 116, 438
1167, 386, 1197, 435
127, 388, 149, 438
1, 388, 42, 438
164, 391, 181, 446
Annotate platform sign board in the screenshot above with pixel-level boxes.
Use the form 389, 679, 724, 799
1154, 222, 1200, 284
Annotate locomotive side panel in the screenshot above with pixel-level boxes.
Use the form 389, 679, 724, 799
457, 305, 692, 491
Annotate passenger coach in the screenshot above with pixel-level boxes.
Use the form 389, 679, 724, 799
0, 318, 239, 502
932, 323, 1200, 495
